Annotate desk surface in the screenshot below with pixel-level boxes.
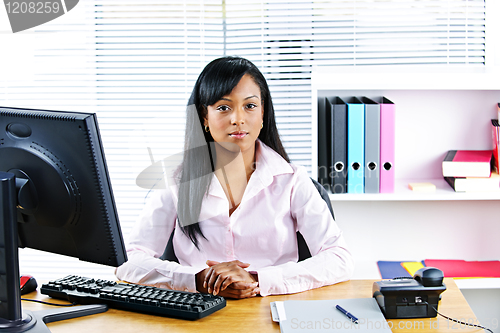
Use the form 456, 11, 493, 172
22, 278, 480, 333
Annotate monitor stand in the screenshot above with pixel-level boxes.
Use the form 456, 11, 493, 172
0, 172, 108, 333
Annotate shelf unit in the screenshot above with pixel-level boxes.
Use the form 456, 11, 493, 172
312, 66, 500, 200
311, 66, 500, 288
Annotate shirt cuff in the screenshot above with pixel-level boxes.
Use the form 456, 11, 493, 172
172, 265, 204, 293
253, 266, 284, 296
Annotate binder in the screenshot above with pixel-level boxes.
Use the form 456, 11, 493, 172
317, 96, 330, 188
325, 97, 347, 193
346, 97, 364, 194
362, 97, 380, 193
378, 97, 395, 193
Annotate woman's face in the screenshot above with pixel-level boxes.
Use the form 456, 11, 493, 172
204, 73, 264, 155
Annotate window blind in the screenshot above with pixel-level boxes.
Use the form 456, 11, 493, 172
0, 0, 488, 281
91, 0, 224, 245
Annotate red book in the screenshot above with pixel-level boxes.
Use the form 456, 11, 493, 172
442, 150, 492, 178
492, 119, 500, 173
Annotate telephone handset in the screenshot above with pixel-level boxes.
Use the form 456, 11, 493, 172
372, 267, 446, 319
413, 267, 444, 287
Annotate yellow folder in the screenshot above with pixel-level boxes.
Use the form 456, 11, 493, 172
401, 261, 425, 276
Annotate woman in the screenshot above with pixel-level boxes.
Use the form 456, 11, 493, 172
115, 56, 354, 299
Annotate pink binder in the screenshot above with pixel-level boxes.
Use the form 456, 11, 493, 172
379, 97, 395, 193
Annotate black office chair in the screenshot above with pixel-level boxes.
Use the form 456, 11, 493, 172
160, 178, 334, 263
298, 178, 335, 261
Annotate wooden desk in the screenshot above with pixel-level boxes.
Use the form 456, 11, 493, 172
21, 279, 480, 333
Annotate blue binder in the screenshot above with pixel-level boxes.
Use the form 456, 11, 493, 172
346, 97, 364, 193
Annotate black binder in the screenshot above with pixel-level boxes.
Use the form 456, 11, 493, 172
325, 97, 347, 193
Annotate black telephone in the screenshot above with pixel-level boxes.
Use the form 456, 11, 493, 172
372, 267, 447, 319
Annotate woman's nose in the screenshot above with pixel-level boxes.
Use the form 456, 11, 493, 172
231, 108, 245, 125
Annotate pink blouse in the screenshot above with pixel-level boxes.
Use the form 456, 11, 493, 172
115, 140, 354, 296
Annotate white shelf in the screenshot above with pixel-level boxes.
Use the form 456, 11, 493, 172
328, 178, 500, 201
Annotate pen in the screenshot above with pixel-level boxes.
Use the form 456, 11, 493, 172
336, 305, 359, 324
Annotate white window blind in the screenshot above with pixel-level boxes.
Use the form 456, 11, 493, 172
0, 0, 489, 280
91, 0, 224, 247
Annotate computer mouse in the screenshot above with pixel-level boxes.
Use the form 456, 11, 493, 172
20, 275, 38, 295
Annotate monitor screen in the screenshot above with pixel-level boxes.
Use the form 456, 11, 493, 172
0, 106, 127, 330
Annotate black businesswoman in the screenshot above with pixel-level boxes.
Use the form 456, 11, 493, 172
115, 56, 354, 298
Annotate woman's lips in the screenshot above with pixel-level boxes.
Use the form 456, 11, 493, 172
229, 131, 248, 139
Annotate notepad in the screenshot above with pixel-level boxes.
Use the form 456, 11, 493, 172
270, 298, 391, 333
408, 182, 436, 192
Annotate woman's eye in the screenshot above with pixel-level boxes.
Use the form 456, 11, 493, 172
217, 105, 230, 112
246, 103, 257, 109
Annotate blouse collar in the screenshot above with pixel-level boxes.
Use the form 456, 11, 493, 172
208, 139, 293, 201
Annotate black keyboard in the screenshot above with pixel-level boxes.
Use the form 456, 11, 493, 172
40, 275, 226, 320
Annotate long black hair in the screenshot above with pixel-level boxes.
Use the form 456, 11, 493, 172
177, 56, 289, 249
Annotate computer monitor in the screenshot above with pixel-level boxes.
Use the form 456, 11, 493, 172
0, 106, 127, 332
